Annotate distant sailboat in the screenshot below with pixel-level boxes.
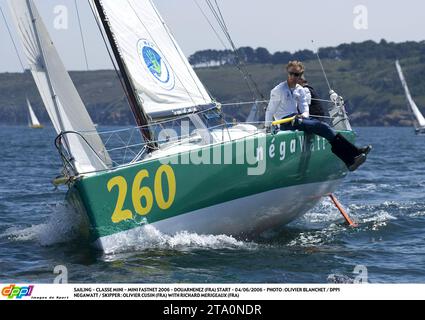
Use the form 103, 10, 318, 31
27, 98, 43, 129
395, 60, 425, 135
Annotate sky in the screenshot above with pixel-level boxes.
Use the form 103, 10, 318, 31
1, 0, 424, 73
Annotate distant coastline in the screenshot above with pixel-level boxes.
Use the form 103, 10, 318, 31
1, 40, 424, 126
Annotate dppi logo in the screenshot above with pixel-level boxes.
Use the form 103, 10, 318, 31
2, 284, 34, 299
137, 39, 175, 90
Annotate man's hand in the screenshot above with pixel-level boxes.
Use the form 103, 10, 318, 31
266, 126, 279, 134
291, 115, 302, 126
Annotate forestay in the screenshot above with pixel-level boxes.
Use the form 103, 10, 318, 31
9, 0, 111, 173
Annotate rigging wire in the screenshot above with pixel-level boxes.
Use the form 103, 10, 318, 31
311, 40, 332, 92
204, 1, 256, 100
192, 0, 228, 50
74, 0, 90, 70
0, 5, 26, 72
213, 0, 230, 39
202, 0, 265, 102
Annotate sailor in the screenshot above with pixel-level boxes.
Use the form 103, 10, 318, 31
265, 60, 371, 171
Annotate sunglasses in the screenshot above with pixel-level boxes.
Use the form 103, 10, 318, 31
288, 72, 302, 77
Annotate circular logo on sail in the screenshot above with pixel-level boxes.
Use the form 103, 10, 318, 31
137, 40, 175, 90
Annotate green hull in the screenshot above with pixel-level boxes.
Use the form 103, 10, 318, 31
69, 130, 352, 247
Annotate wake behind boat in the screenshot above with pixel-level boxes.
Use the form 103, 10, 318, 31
9, 0, 360, 252
395, 60, 425, 135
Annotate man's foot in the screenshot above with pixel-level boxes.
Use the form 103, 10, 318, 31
348, 153, 367, 172
359, 145, 372, 155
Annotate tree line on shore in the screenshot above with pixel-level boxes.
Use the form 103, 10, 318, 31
1, 40, 424, 127
189, 39, 425, 67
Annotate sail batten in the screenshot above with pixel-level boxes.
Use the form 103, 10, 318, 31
396, 60, 425, 128
95, 0, 213, 119
9, 0, 112, 173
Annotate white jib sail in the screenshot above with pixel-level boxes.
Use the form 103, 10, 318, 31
27, 98, 41, 127
9, 0, 111, 173
395, 60, 425, 128
97, 0, 213, 117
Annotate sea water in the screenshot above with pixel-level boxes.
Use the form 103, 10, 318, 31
0, 126, 424, 283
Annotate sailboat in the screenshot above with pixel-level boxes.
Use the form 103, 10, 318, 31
395, 60, 425, 135
26, 98, 43, 129
9, 0, 356, 252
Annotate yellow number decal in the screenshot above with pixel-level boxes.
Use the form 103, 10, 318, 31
108, 166, 177, 223
107, 176, 133, 223
132, 169, 154, 216
155, 165, 176, 210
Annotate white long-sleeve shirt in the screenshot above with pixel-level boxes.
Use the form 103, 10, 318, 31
265, 81, 310, 127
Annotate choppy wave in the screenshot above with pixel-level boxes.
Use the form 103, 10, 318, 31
0, 202, 87, 246
287, 223, 346, 247
287, 198, 402, 247
327, 274, 355, 284
0, 198, 258, 254
101, 224, 258, 256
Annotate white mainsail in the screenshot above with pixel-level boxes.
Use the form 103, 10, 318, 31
27, 98, 41, 127
9, 0, 111, 173
395, 60, 425, 128
95, 0, 213, 118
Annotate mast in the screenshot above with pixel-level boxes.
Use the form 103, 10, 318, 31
93, 0, 156, 149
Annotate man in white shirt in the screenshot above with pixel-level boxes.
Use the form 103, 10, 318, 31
265, 72, 310, 127
265, 61, 370, 171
